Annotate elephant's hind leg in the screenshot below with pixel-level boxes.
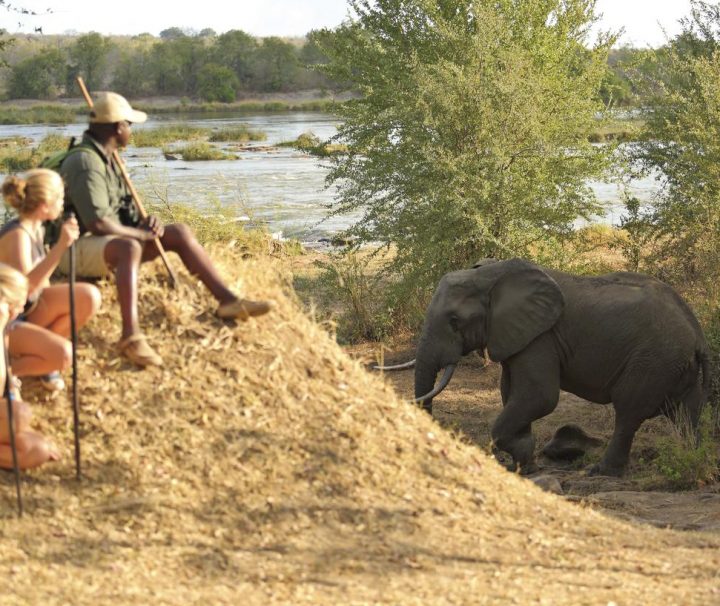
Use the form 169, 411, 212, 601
590, 377, 670, 476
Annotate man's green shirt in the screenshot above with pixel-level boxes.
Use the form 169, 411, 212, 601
59, 132, 138, 233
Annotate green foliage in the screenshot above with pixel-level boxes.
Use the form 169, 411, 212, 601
167, 142, 237, 161
197, 64, 239, 102
7, 48, 66, 98
654, 406, 719, 489
315, 0, 616, 305
36, 133, 69, 154
0, 133, 73, 172
0, 105, 78, 124
67, 32, 113, 91
0, 146, 34, 171
278, 131, 347, 156
211, 30, 258, 87
586, 117, 644, 143
252, 37, 302, 92
312, 252, 392, 342
0, 31, 340, 100
627, 1, 720, 286
208, 125, 267, 142
112, 48, 153, 98
599, 46, 659, 108
131, 125, 210, 147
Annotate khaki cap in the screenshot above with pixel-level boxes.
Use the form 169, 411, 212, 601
89, 91, 147, 124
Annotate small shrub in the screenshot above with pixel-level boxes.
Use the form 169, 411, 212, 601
0, 148, 35, 172
37, 133, 70, 154
278, 131, 347, 157
169, 142, 237, 161
0, 134, 79, 172
313, 252, 392, 342
654, 406, 719, 489
208, 126, 267, 142
132, 126, 210, 147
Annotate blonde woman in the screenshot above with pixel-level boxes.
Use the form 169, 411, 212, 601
1, 169, 101, 390
0, 263, 59, 469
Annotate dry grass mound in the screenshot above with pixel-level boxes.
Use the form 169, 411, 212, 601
1, 245, 719, 605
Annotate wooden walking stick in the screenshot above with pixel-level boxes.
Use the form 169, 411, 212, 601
68, 213, 81, 480
75, 76, 178, 289
3, 329, 22, 516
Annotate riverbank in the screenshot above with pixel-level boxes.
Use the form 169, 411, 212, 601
0, 90, 357, 124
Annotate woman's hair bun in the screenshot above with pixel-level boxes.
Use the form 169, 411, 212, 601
1, 175, 27, 209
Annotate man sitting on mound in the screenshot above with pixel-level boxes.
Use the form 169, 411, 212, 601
58, 92, 272, 368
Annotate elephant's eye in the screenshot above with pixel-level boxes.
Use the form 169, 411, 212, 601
449, 315, 460, 331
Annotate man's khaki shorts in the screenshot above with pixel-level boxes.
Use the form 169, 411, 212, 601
57, 234, 116, 278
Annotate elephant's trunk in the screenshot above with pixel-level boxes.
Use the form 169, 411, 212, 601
415, 338, 457, 413
414, 364, 456, 408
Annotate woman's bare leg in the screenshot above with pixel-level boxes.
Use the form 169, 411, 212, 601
24, 283, 102, 339
7, 322, 72, 377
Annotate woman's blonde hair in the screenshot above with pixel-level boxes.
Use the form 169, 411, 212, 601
0, 263, 28, 311
1, 168, 64, 216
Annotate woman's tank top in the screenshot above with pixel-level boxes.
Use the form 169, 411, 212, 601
0, 218, 46, 313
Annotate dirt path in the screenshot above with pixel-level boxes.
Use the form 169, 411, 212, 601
349, 343, 720, 533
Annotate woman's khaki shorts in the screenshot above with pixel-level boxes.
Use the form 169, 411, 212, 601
56, 234, 116, 278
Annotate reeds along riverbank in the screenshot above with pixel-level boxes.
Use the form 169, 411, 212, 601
0, 98, 342, 125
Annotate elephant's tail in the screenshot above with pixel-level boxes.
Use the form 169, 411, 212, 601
698, 347, 712, 402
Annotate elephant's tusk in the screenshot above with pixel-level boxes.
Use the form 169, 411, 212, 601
414, 364, 457, 403
373, 359, 415, 371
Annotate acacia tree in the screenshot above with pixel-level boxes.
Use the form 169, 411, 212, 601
316, 0, 615, 301
628, 1, 720, 283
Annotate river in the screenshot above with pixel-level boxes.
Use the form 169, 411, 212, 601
0, 112, 659, 246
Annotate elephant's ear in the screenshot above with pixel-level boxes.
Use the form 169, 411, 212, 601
486, 262, 564, 362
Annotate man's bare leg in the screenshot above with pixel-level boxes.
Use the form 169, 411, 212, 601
142, 224, 272, 319
104, 237, 142, 339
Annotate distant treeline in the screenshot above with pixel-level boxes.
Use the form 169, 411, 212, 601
0, 28, 338, 102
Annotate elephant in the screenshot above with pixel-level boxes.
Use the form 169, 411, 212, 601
407, 258, 710, 476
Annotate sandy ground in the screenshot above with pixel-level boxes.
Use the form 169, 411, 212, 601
349, 341, 720, 533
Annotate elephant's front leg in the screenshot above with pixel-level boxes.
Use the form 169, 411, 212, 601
491, 343, 560, 474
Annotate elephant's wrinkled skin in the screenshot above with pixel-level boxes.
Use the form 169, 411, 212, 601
414, 258, 710, 476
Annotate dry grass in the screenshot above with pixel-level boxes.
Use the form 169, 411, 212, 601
1, 245, 719, 605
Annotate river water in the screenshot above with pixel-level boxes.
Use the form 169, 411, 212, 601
0, 112, 659, 246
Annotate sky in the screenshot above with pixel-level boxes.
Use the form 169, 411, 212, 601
4, 0, 696, 47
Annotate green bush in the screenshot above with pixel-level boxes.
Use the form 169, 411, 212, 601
198, 64, 240, 103
654, 406, 719, 489
0, 148, 36, 172
313, 253, 387, 342
37, 133, 70, 154
0, 134, 75, 172
208, 125, 267, 142
131, 126, 210, 147
168, 142, 237, 161
278, 131, 347, 157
